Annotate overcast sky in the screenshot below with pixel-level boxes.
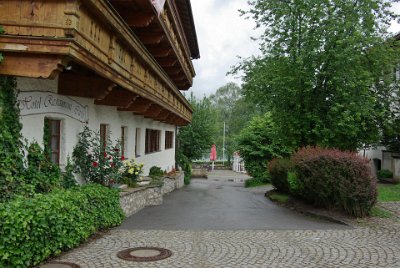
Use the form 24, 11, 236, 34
187, 1, 400, 98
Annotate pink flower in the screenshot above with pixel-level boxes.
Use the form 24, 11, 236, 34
121, 155, 125, 160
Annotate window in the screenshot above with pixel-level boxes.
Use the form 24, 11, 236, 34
100, 124, 109, 149
145, 129, 160, 154
165, 131, 174, 149
47, 119, 61, 165
135, 128, 141, 157
121, 126, 127, 157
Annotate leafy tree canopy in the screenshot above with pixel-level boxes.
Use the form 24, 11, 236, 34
237, 112, 292, 179
178, 93, 217, 161
209, 83, 259, 160
234, 0, 400, 151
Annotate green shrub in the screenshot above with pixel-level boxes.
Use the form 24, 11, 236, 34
61, 157, 77, 189
177, 153, 192, 185
291, 147, 377, 217
244, 177, 269, 188
268, 158, 292, 193
0, 76, 24, 202
237, 113, 292, 180
0, 184, 124, 267
72, 126, 123, 186
377, 169, 393, 179
23, 142, 61, 194
149, 166, 164, 179
287, 171, 300, 195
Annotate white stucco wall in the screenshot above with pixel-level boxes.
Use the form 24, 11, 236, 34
16, 77, 176, 175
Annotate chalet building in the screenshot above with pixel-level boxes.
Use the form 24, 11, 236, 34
0, 0, 199, 175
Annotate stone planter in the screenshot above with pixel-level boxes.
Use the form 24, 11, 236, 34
119, 171, 184, 217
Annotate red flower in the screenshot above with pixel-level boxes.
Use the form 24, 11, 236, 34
92, 162, 98, 167
111, 163, 115, 168
104, 152, 107, 157
108, 156, 112, 160
121, 155, 125, 160
114, 148, 120, 152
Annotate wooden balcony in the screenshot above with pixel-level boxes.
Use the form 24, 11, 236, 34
0, 0, 196, 125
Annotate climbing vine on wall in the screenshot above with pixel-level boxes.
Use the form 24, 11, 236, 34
0, 76, 24, 201
0, 26, 4, 63
43, 117, 51, 160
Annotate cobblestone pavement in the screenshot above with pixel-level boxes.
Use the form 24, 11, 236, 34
50, 226, 400, 268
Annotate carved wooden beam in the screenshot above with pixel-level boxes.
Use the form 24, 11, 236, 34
158, 58, 177, 67
164, 66, 181, 75
148, 47, 172, 58
0, 53, 65, 79
137, 32, 164, 45
58, 72, 115, 99
121, 12, 155, 27
170, 73, 186, 81
118, 97, 152, 112
155, 109, 170, 121
143, 104, 163, 118
94, 87, 138, 108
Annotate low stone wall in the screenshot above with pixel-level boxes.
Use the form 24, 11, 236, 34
120, 172, 184, 217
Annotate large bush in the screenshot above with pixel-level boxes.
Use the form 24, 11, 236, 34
0, 184, 124, 268
268, 158, 292, 193
291, 147, 377, 217
237, 113, 291, 180
73, 126, 124, 185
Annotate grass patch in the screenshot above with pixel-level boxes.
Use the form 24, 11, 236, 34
370, 206, 392, 218
377, 183, 400, 202
269, 192, 290, 203
244, 178, 270, 188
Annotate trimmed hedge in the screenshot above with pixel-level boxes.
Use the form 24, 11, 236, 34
268, 158, 292, 193
291, 147, 377, 217
0, 184, 124, 268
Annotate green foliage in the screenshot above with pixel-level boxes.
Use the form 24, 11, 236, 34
72, 126, 123, 185
237, 113, 291, 180
61, 157, 77, 189
244, 177, 269, 188
120, 159, 144, 187
370, 207, 392, 218
0, 184, 124, 268
209, 83, 259, 161
287, 171, 300, 196
177, 153, 192, 185
377, 169, 393, 179
378, 183, 400, 201
43, 118, 51, 160
23, 142, 61, 194
268, 192, 290, 204
178, 93, 217, 161
149, 166, 164, 179
0, 25, 4, 63
291, 147, 377, 217
235, 0, 400, 151
268, 158, 292, 193
0, 76, 24, 201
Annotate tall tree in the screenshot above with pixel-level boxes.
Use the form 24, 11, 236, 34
177, 93, 217, 161
209, 83, 258, 161
234, 0, 400, 151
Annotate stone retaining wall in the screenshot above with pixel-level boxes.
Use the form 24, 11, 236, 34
120, 172, 184, 217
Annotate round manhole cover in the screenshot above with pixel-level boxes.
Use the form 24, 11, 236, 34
117, 247, 172, 262
39, 262, 80, 268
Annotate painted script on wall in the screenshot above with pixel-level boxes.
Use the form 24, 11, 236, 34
18, 91, 88, 123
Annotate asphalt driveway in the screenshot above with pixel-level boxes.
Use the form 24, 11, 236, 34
120, 170, 348, 230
